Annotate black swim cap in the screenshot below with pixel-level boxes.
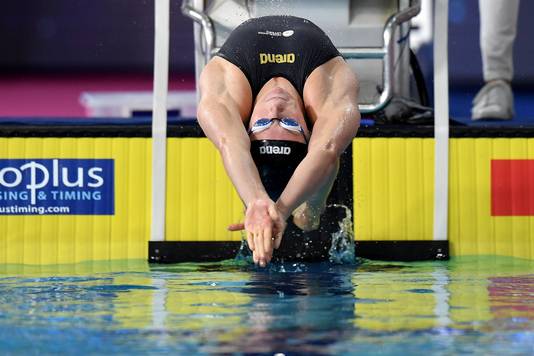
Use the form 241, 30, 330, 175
250, 140, 307, 201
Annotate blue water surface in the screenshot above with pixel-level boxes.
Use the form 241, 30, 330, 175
0, 257, 533, 355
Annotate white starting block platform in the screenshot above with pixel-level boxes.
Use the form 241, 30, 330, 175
79, 91, 198, 118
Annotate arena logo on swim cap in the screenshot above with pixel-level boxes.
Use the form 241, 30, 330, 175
258, 30, 281, 36
259, 53, 295, 65
259, 146, 291, 155
257, 29, 295, 37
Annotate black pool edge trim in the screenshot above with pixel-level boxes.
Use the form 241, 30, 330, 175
149, 241, 242, 263
148, 240, 450, 263
354, 240, 449, 261
2, 123, 534, 138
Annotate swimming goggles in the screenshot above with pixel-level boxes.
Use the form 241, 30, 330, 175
248, 118, 308, 143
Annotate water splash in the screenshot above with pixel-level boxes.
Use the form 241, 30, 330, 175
234, 204, 355, 266
326, 204, 355, 265
234, 234, 253, 264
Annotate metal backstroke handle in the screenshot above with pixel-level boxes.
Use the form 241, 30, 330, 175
181, 0, 421, 114
181, 0, 215, 67
356, 0, 421, 113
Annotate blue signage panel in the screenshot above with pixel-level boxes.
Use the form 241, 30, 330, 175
0, 159, 114, 215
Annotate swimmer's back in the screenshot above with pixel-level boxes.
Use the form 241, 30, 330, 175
216, 16, 340, 98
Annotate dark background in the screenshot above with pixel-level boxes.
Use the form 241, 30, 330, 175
0, 0, 194, 74
0, 0, 533, 87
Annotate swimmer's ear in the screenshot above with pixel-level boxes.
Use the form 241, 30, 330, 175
227, 223, 245, 231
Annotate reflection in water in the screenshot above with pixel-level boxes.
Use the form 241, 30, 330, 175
220, 263, 357, 354
489, 275, 534, 321
0, 257, 533, 354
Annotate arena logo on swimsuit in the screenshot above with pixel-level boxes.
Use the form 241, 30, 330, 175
259, 146, 291, 155
259, 53, 295, 65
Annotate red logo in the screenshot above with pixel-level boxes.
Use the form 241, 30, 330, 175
491, 160, 534, 216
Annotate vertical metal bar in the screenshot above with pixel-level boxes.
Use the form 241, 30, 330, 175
151, 0, 170, 242
433, 0, 449, 241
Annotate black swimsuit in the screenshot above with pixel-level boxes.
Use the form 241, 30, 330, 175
216, 16, 340, 98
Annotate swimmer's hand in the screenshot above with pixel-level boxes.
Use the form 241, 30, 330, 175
241, 199, 286, 267
227, 223, 245, 231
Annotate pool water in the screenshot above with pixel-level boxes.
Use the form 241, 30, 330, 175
1, 256, 533, 355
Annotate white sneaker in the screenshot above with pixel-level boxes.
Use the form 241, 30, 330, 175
471, 80, 514, 120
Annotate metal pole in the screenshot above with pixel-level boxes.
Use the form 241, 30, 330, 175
433, 0, 449, 241
151, 0, 170, 242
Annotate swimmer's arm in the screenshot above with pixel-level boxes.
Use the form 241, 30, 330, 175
198, 58, 284, 267
197, 58, 270, 206
276, 59, 361, 219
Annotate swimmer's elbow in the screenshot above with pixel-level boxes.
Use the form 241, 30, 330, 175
320, 148, 340, 174
214, 135, 231, 154
196, 103, 234, 149
196, 103, 211, 130
216, 136, 228, 152
217, 136, 250, 158
346, 104, 361, 127
310, 141, 339, 166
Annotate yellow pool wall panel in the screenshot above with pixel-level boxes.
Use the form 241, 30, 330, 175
0, 138, 151, 265
2, 135, 534, 265
353, 137, 534, 260
166, 138, 243, 242
353, 138, 435, 241
0, 137, 242, 265
448, 138, 534, 260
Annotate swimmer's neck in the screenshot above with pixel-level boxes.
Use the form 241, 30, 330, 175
256, 77, 303, 110
259, 77, 298, 96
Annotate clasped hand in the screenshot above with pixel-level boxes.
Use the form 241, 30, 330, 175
228, 199, 286, 267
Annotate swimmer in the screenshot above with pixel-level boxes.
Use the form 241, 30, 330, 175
197, 16, 360, 267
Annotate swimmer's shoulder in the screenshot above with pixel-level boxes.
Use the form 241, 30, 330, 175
200, 57, 252, 110
203, 57, 248, 84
